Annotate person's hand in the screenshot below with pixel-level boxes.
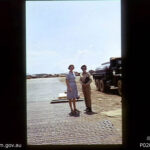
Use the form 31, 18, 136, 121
77, 95, 80, 99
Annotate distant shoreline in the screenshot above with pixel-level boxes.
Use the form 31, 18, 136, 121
26, 76, 63, 79
26, 72, 81, 79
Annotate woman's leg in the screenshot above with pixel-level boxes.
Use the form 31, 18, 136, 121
86, 86, 92, 112
69, 99, 74, 112
82, 86, 88, 109
72, 98, 76, 110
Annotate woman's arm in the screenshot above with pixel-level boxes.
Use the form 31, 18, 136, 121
80, 76, 88, 87
79, 77, 83, 85
66, 79, 72, 92
85, 74, 92, 85
79, 76, 86, 86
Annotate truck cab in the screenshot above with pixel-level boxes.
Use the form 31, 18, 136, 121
93, 57, 122, 96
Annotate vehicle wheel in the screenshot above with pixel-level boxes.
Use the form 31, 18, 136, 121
99, 80, 106, 92
95, 79, 100, 91
117, 80, 122, 96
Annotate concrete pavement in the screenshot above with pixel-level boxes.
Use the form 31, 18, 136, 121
27, 100, 122, 145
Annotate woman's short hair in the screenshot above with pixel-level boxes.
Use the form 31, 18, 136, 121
81, 65, 87, 69
68, 64, 74, 70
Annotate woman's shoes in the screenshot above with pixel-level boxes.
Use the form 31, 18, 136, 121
69, 110, 75, 116
74, 109, 80, 112
70, 108, 93, 116
87, 108, 92, 112
69, 109, 80, 116
84, 107, 92, 112
84, 108, 89, 111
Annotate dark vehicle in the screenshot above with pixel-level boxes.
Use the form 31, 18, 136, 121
93, 57, 122, 96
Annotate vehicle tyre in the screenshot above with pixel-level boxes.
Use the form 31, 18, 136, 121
117, 80, 122, 96
99, 80, 106, 92
95, 79, 100, 91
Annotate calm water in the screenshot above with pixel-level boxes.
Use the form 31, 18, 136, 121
27, 77, 66, 103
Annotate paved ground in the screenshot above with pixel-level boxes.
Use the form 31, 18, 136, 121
27, 99, 122, 145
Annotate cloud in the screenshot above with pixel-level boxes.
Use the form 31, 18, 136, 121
56, 48, 105, 73
27, 46, 121, 74
26, 50, 60, 74
27, 50, 57, 57
26, 1, 121, 74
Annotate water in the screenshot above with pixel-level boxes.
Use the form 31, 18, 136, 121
27, 77, 66, 103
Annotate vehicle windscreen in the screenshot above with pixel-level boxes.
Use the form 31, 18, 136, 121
111, 59, 121, 67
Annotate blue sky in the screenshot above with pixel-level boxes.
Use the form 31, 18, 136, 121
26, 0, 121, 74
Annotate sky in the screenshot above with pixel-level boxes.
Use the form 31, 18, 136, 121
26, 0, 121, 74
